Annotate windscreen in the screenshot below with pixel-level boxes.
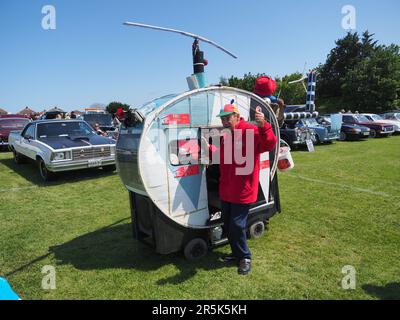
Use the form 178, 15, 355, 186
37, 121, 95, 138
0, 118, 30, 129
83, 114, 112, 126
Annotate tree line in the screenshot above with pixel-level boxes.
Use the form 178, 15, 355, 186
220, 31, 400, 114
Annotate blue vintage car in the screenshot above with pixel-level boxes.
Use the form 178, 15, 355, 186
295, 114, 342, 144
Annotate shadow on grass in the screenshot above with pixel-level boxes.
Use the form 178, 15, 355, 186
0, 156, 116, 186
43, 219, 228, 285
362, 283, 400, 300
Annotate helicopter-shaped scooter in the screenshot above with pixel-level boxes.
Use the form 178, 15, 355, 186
116, 22, 281, 260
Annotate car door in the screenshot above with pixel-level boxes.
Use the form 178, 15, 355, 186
20, 123, 36, 159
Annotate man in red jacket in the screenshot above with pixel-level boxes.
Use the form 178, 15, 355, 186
207, 103, 277, 275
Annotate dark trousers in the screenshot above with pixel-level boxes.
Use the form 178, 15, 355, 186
221, 200, 251, 260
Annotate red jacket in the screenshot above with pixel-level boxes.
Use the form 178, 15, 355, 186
211, 118, 277, 204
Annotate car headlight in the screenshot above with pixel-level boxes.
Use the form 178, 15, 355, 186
52, 151, 72, 161
349, 128, 361, 133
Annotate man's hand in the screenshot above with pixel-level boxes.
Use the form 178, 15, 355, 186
255, 106, 266, 127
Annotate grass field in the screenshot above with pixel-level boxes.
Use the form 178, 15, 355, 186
1, 136, 399, 300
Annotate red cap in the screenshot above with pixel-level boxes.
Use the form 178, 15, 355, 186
253, 76, 277, 97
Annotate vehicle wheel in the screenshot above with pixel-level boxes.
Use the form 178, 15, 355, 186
13, 150, 24, 164
315, 134, 321, 144
248, 221, 266, 239
183, 238, 208, 261
369, 129, 377, 138
102, 164, 116, 172
339, 132, 347, 141
38, 158, 55, 181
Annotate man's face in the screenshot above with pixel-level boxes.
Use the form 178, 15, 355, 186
220, 113, 239, 130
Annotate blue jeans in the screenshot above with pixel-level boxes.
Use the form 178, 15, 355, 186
221, 200, 251, 260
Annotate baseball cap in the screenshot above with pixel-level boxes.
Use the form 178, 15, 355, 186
216, 104, 239, 117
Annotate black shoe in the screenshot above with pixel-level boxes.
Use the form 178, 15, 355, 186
238, 258, 251, 275
219, 254, 237, 264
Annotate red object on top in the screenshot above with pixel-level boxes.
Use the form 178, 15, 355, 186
116, 108, 125, 120
210, 118, 277, 204
253, 76, 277, 97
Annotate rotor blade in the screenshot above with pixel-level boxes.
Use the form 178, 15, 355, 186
123, 21, 237, 59
288, 76, 307, 84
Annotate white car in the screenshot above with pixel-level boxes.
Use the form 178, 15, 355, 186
361, 113, 400, 133
8, 119, 116, 181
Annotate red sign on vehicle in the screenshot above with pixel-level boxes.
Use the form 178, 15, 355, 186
175, 165, 200, 178
163, 114, 190, 125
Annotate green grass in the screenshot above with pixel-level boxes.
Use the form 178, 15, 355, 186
0, 136, 399, 300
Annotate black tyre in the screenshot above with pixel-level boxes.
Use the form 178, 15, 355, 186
38, 158, 56, 181
339, 132, 347, 141
102, 164, 116, 172
248, 221, 266, 239
370, 129, 377, 138
13, 150, 24, 164
183, 238, 208, 261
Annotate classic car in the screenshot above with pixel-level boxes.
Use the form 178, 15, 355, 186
341, 114, 394, 138
0, 115, 31, 150
380, 111, 400, 122
279, 123, 316, 148
361, 113, 400, 134
318, 115, 370, 141
297, 114, 341, 144
8, 119, 116, 181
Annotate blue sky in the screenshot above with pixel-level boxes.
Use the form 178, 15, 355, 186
0, 0, 399, 113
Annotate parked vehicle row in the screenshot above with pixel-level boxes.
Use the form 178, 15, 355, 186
280, 111, 399, 146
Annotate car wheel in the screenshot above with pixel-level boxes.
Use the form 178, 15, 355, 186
339, 132, 347, 141
102, 164, 116, 172
38, 158, 55, 181
248, 221, 266, 239
369, 129, 377, 138
13, 150, 24, 164
183, 238, 208, 261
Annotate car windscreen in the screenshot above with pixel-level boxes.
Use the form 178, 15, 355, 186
82, 114, 112, 126
354, 115, 370, 122
370, 114, 383, 121
303, 118, 319, 126
37, 121, 95, 138
0, 119, 30, 129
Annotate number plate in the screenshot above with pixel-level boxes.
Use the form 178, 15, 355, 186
363, 132, 369, 136
306, 139, 315, 152
88, 159, 102, 168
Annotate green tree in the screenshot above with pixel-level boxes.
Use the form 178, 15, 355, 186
275, 73, 307, 105
220, 72, 266, 92
106, 102, 130, 115
343, 44, 400, 112
220, 72, 307, 105
317, 30, 399, 113
317, 32, 363, 99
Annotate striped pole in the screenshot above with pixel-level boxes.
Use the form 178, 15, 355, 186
306, 71, 317, 112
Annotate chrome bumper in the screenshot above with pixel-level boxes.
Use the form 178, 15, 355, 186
47, 156, 116, 172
